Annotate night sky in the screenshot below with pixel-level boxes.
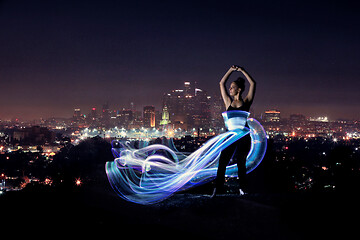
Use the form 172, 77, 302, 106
0, 0, 359, 120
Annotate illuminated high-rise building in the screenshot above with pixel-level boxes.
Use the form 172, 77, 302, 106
143, 106, 156, 128
102, 102, 111, 128
163, 81, 211, 130
88, 107, 98, 127
163, 82, 192, 129
163, 88, 186, 129
160, 105, 171, 127
192, 87, 211, 129
117, 109, 133, 129
90, 107, 97, 120
210, 96, 225, 129
264, 109, 281, 122
73, 108, 81, 119
184, 81, 191, 96
129, 101, 136, 112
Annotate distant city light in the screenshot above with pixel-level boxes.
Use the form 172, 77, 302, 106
309, 116, 329, 122
44, 178, 53, 185
75, 178, 82, 186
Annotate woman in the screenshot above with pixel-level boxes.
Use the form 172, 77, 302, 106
212, 65, 256, 197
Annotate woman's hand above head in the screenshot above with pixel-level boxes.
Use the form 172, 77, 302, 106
231, 65, 245, 72
220, 65, 236, 84
236, 66, 245, 72
230, 65, 238, 72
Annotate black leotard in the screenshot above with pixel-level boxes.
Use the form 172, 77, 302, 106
227, 100, 250, 128
227, 100, 250, 112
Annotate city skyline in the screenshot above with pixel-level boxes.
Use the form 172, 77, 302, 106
1, 80, 355, 123
1, 1, 359, 121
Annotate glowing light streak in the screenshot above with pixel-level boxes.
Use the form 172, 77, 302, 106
106, 111, 267, 205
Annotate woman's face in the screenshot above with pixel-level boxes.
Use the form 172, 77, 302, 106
229, 82, 240, 97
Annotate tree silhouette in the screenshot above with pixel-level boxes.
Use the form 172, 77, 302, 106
51, 136, 113, 189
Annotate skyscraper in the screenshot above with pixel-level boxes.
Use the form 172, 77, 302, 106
90, 107, 97, 120
160, 105, 170, 126
163, 88, 186, 129
73, 108, 81, 120
117, 109, 133, 129
192, 87, 211, 129
162, 81, 211, 130
210, 96, 225, 129
102, 102, 111, 128
264, 109, 281, 122
143, 106, 156, 128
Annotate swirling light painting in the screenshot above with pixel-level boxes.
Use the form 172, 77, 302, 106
105, 111, 267, 205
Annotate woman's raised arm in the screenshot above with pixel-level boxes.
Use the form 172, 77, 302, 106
219, 66, 237, 108
238, 67, 256, 104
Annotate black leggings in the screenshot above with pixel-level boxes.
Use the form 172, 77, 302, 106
215, 134, 251, 191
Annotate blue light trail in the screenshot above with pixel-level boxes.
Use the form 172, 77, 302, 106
105, 111, 267, 204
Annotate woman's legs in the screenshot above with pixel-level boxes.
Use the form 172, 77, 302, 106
235, 134, 251, 192
214, 134, 252, 195
215, 141, 238, 192
236, 152, 247, 190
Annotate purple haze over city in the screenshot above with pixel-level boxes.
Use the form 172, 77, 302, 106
0, 0, 359, 120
